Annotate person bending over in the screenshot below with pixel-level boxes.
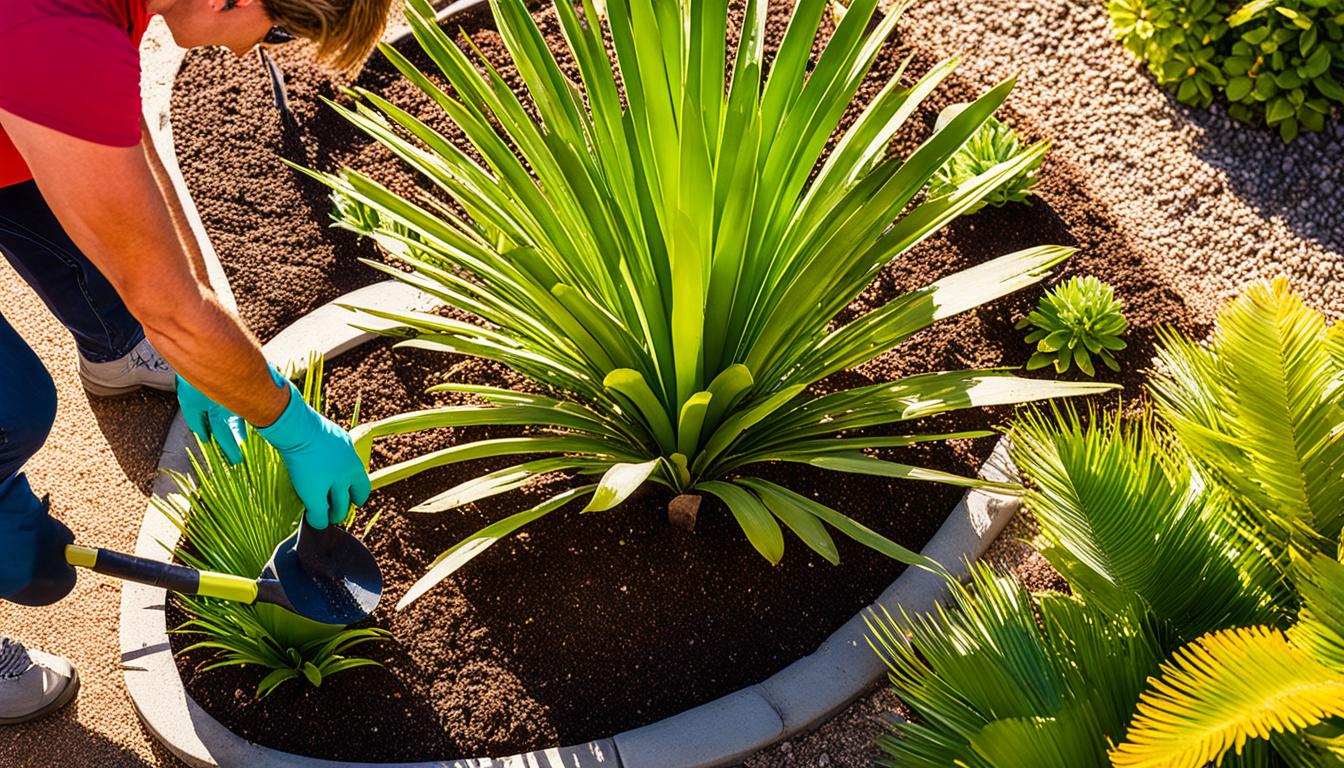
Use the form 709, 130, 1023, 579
0, 0, 390, 725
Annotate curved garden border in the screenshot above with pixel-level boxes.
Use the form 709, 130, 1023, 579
123, 4, 1020, 765
118, 282, 1019, 768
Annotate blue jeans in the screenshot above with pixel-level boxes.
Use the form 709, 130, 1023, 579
0, 180, 146, 602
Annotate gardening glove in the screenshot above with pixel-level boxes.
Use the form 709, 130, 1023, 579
176, 375, 248, 464
257, 366, 371, 530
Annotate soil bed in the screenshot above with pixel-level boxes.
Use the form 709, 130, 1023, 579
167, 1, 1199, 762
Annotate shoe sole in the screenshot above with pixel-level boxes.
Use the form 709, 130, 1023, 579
0, 666, 80, 726
79, 377, 176, 398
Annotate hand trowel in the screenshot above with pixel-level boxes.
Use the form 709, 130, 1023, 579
64, 518, 381, 626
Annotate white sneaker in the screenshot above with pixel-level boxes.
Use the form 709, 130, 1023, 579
78, 337, 176, 396
0, 638, 79, 725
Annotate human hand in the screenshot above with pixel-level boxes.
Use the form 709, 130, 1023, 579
257, 369, 371, 529
176, 375, 248, 464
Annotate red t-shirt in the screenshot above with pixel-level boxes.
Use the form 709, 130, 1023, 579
0, 0, 151, 188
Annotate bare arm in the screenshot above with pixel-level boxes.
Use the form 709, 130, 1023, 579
1, 107, 287, 427
140, 115, 210, 284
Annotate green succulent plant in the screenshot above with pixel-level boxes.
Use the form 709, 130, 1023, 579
1106, 0, 1344, 141
926, 107, 1047, 214
308, 0, 1114, 607
1017, 276, 1129, 376
161, 359, 388, 697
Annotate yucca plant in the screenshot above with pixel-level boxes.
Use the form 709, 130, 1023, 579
927, 107, 1047, 214
160, 360, 388, 697
308, 0, 1113, 607
1017, 276, 1129, 376
871, 279, 1344, 766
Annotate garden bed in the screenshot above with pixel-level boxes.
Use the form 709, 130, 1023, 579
166, 1, 1201, 762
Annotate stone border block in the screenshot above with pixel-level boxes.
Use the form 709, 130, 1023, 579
613, 688, 784, 768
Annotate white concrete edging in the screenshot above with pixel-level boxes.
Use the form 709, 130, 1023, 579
119, 280, 1018, 768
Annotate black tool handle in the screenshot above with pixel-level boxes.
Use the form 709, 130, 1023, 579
64, 545, 260, 603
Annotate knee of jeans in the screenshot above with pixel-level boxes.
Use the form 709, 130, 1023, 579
0, 363, 57, 473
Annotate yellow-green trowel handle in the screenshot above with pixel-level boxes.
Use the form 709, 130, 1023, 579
65, 545, 259, 603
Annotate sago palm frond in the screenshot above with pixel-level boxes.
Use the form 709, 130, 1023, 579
313, 0, 1113, 607
1009, 404, 1286, 640
869, 564, 1161, 768
1290, 550, 1344, 672
1150, 277, 1344, 558
1110, 625, 1344, 768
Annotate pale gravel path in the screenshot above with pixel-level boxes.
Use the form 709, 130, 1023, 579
2, 1, 1338, 767
0, 262, 180, 768
895, 0, 1342, 321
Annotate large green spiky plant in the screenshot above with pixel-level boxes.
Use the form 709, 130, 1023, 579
871, 279, 1344, 766
310, 0, 1112, 607
160, 361, 388, 697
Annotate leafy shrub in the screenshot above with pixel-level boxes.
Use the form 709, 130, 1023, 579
1107, 0, 1344, 141
160, 360, 388, 697
312, 0, 1112, 607
927, 106, 1047, 214
1016, 276, 1128, 376
872, 278, 1344, 766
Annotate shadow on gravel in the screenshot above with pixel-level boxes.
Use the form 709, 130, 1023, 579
1159, 90, 1344, 254
0, 704, 165, 768
84, 391, 176, 497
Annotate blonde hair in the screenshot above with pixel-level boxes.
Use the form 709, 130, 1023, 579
262, 0, 391, 71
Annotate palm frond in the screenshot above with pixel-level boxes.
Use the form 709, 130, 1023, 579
1010, 404, 1286, 640
1111, 625, 1344, 768
869, 565, 1161, 768
1150, 277, 1344, 557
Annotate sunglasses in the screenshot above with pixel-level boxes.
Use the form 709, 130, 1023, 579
221, 0, 296, 46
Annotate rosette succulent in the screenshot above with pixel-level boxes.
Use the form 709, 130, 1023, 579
1017, 276, 1129, 376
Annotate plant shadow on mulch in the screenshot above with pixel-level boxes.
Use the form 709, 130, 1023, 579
166, 2, 1205, 762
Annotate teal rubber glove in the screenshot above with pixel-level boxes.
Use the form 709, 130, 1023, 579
257, 367, 371, 529
176, 375, 247, 464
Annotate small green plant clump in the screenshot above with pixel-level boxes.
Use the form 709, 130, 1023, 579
1017, 276, 1129, 376
161, 360, 388, 697
927, 107, 1047, 214
1107, 0, 1344, 141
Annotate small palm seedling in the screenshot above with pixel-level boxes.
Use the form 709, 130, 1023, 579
1017, 276, 1128, 376
927, 105, 1047, 214
160, 360, 388, 697
309, 0, 1115, 608
870, 279, 1344, 766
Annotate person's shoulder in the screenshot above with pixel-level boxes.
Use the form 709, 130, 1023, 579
0, 0, 137, 38
0, 2, 143, 149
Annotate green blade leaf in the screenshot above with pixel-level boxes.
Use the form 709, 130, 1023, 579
398, 484, 596, 609
700, 480, 785, 564
584, 459, 660, 512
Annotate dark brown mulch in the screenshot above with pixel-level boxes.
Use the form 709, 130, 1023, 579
166, 1, 1201, 762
